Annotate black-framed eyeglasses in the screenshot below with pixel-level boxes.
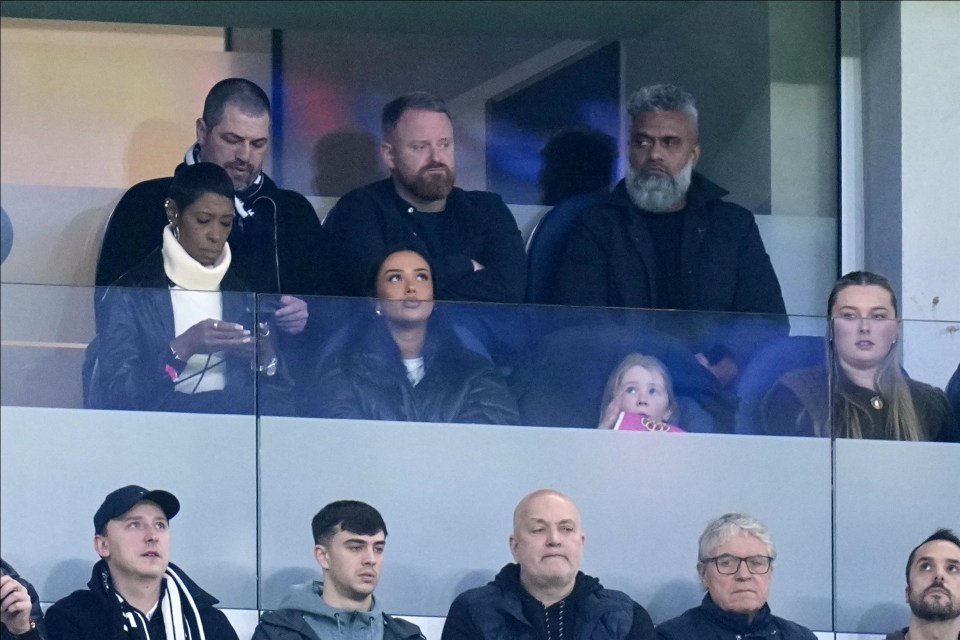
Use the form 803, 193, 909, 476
701, 554, 773, 575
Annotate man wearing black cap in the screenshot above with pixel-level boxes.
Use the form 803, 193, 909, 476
45, 485, 238, 640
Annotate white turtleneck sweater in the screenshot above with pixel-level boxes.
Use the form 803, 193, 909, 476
161, 225, 231, 394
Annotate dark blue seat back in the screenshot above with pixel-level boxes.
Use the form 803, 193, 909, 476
733, 335, 827, 434
525, 192, 603, 304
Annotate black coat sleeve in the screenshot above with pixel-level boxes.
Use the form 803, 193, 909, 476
323, 191, 391, 297
96, 180, 169, 288
434, 193, 526, 304
552, 210, 614, 307
97, 288, 181, 411
730, 213, 786, 316
454, 366, 521, 426
275, 190, 329, 297
200, 607, 240, 640
440, 596, 482, 640
627, 603, 656, 640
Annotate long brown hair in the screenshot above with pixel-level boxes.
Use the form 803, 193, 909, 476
826, 271, 924, 440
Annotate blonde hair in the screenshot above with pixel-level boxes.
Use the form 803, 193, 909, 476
827, 271, 924, 440
599, 353, 678, 424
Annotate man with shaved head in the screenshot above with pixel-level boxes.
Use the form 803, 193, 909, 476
441, 489, 654, 640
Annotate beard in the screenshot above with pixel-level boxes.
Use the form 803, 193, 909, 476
625, 159, 694, 213
908, 584, 960, 622
395, 162, 455, 203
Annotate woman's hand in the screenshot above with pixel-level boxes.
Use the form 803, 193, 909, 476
170, 319, 253, 361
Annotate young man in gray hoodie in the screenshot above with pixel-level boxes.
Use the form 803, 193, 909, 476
253, 500, 424, 640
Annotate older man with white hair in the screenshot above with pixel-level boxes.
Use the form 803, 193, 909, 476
656, 512, 816, 640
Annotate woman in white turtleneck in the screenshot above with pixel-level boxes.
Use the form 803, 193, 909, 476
95, 163, 280, 413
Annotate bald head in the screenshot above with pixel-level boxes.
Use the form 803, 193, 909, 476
510, 489, 585, 604
513, 489, 578, 532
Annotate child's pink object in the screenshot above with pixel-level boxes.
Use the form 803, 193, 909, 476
613, 412, 685, 432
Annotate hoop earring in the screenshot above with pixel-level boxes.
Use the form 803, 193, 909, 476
173, 226, 180, 240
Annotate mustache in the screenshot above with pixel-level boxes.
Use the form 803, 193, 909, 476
421, 162, 451, 173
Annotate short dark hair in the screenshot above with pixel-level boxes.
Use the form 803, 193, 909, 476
167, 162, 235, 211
905, 528, 960, 584
381, 91, 451, 138
311, 500, 387, 546
539, 127, 617, 205
202, 78, 271, 129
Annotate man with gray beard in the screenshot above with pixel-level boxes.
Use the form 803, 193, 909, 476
324, 92, 526, 304
553, 84, 785, 318
886, 529, 960, 640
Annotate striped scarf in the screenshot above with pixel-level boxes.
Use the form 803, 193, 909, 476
98, 563, 208, 640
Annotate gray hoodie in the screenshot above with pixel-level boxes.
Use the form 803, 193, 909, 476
253, 581, 423, 640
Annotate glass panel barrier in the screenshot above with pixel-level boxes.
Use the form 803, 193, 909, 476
0, 283, 259, 610
4, 288, 957, 634
259, 294, 835, 630
833, 316, 960, 635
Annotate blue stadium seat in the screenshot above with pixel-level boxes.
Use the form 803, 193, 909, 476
525, 192, 604, 304
733, 335, 827, 434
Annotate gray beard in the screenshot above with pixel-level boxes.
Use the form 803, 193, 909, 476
625, 160, 693, 213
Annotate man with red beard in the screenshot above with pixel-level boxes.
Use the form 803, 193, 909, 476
324, 92, 526, 304
886, 529, 960, 640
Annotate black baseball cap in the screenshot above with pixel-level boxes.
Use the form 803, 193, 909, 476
94, 485, 180, 534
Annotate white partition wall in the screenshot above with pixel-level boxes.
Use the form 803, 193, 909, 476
0, 407, 259, 609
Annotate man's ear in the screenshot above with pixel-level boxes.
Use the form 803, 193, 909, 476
94, 534, 110, 559
508, 534, 519, 561
690, 143, 701, 168
195, 117, 207, 147
380, 141, 396, 171
314, 544, 330, 571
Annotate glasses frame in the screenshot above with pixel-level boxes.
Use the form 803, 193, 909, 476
700, 554, 774, 575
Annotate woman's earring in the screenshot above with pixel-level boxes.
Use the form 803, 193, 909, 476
173, 226, 180, 240
374, 306, 382, 317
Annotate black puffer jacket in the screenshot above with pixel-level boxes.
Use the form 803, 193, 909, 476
442, 563, 655, 640
656, 593, 817, 640
310, 311, 520, 425
92, 249, 290, 413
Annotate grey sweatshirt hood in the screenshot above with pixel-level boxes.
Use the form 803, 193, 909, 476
278, 580, 385, 640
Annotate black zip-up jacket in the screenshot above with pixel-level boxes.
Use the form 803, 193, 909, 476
442, 563, 655, 640
656, 593, 817, 640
